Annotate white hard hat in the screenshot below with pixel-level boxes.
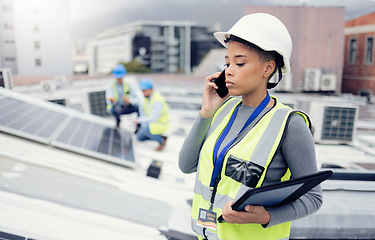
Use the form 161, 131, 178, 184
214, 13, 292, 76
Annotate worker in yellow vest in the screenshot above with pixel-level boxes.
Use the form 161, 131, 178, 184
134, 78, 170, 151
179, 13, 322, 240
105, 64, 139, 128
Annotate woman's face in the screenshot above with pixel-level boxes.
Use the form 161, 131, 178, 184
224, 41, 270, 101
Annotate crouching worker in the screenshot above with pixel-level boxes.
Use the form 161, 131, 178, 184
105, 64, 139, 128
134, 78, 170, 151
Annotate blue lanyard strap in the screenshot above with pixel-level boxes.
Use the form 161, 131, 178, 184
210, 92, 271, 187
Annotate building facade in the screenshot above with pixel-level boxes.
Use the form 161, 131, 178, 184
0, 0, 17, 73
0, 0, 72, 76
87, 21, 218, 75
244, 6, 345, 94
343, 11, 375, 98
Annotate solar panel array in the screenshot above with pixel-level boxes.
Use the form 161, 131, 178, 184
0, 89, 135, 168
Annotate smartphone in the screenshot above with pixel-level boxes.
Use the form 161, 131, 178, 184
213, 70, 228, 98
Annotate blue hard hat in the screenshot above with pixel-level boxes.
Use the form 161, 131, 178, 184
139, 78, 153, 90
112, 64, 127, 79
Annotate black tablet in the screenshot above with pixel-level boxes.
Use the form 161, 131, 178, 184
218, 170, 332, 222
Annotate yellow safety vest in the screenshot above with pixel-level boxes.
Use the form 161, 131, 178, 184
144, 91, 170, 135
191, 96, 311, 240
106, 81, 130, 110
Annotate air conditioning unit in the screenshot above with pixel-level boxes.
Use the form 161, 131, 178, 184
304, 68, 321, 92
320, 74, 337, 91
309, 102, 358, 145
53, 75, 69, 89
40, 80, 57, 92
274, 72, 293, 92
82, 89, 109, 117
0, 68, 13, 89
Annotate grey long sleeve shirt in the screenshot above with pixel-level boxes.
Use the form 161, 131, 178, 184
179, 104, 323, 227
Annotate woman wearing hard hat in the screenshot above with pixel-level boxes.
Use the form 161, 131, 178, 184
179, 13, 322, 240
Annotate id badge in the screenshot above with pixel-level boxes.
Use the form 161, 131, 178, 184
197, 208, 217, 231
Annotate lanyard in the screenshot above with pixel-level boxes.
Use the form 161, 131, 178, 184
210, 92, 271, 187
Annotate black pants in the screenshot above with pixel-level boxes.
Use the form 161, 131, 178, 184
110, 104, 139, 126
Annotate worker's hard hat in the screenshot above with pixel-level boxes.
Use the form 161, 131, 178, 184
214, 13, 292, 76
139, 78, 153, 90
112, 64, 127, 79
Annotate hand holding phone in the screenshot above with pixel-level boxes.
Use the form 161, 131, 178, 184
213, 70, 228, 98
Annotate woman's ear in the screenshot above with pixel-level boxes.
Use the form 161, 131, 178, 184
264, 60, 276, 78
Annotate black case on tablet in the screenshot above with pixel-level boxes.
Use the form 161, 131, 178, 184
218, 170, 332, 222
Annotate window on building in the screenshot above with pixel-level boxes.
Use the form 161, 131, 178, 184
35, 58, 42, 67
4, 39, 15, 44
34, 41, 41, 50
159, 27, 164, 37
2, 6, 12, 12
175, 27, 180, 39
349, 38, 357, 64
365, 36, 373, 64
5, 57, 16, 62
4, 23, 13, 30
33, 24, 39, 32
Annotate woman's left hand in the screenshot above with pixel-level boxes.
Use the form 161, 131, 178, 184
221, 201, 270, 225
200, 72, 228, 119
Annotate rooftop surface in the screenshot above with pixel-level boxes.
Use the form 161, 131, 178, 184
1, 76, 375, 239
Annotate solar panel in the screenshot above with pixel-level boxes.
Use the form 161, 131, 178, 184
52, 117, 135, 166
0, 96, 69, 144
0, 230, 38, 240
0, 89, 136, 168
0, 231, 26, 240
87, 90, 109, 117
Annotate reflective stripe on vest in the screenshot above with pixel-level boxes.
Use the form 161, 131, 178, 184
191, 96, 309, 240
192, 218, 290, 240
106, 81, 130, 110
144, 91, 170, 135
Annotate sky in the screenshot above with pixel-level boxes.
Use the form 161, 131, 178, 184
68, 0, 375, 41
69, 0, 375, 22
